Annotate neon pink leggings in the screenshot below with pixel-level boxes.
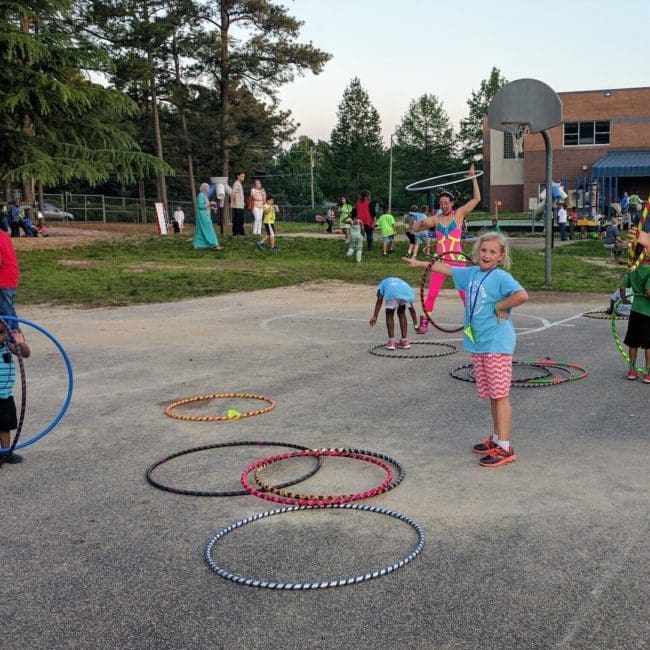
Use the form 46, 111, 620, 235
423, 262, 466, 312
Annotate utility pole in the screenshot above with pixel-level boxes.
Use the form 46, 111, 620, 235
310, 147, 315, 209
388, 133, 394, 212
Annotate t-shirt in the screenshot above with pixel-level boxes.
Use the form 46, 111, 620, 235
0, 341, 15, 398
338, 204, 352, 226
622, 266, 650, 317
557, 208, 567, 224
173, 209, 184, 226
376, 213, 396, 237
451, 266, 524, 354
376, 278, 415, 303
262, 204, 276, 224
0, 231, 19, 288
604, 224, 620, 246
611, 288, 633, 316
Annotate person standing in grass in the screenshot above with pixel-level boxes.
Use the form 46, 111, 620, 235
356, 190, 375, 251
345, 207, 364, 263
376, 205, 396, 256
193, 183, 222, 251
256, 196, 278, 252
337, 196, 352, 242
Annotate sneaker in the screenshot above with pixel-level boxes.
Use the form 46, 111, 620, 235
1, 452, 23, 464
626, 369, 638, 380
397, 339, 411, 349
479, 446, 516, 467
384, 340, 396, 350
270, 247, 280, 253
473, 438, 498, 454
255, 241, 264, 251
643, 373, 650, 384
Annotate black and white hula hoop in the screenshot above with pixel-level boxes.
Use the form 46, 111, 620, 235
406, 170, 484, 193
369, 340, 458, 359
204, 503, 425, 590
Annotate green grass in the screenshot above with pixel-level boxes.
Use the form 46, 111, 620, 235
17, 233, 625, 308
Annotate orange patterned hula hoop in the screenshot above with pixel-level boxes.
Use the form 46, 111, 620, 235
164, 392, 276, 422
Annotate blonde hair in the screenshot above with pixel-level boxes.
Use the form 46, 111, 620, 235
472, 231, 512, 269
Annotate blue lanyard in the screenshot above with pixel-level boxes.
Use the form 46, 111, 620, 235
467, 269, 494, 325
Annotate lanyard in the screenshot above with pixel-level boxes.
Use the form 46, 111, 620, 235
464, 269, 494, 343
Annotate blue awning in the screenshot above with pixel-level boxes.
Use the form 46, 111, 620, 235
591, 150, 650, 178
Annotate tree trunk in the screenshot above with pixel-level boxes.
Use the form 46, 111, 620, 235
138, 179, 146, 223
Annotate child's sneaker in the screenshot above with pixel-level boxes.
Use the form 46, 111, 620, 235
626, 369, 638, 380
473, 437, 498, 454
643, 373, 650, 384
479, 446, 516, 467
397, 339, 411, 349
1, 452, 23, 464
255, 241, 264, 251
271, 247, 280, 252
384, 340, 397, 350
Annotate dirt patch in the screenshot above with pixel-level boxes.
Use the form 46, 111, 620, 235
58, 259, 106, 268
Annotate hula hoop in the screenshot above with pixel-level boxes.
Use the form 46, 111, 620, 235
450, 361, 553, 384
145, 441, 323, 497
254, 447, 405, 499
582, 309, 628, 320
369, 340, 458, 359
165, 392, 275, 422
406, 170, 484, 192
450, 360, 587, 388
241, 449, 394, 506
0, 316, 73, 452
204, 503, 425, 590
627, 207, 647, 272
420, 252, 473, 333
611, 296, 647, 373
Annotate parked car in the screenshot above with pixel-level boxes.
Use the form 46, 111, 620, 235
42, 202, 75, 221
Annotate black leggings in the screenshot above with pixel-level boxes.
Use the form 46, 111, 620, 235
364, 224, 374, 249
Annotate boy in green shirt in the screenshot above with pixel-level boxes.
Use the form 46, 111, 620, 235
376, 206, 396, 256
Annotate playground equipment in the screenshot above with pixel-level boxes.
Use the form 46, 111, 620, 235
488, 79, 563, 285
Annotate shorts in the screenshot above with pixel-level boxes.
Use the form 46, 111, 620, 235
472, 353, 512, 399
385, 299, 413, 311
382, 235, 395, 244
263, 223, 275, 236
415, 232, 429, 245
624, 310, 650, 348
405, 232, 415, 244
0, 396, 17, 431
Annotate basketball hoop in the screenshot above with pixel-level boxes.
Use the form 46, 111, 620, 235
502, 121, 530, 158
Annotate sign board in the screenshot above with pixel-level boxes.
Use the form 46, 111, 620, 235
155, 202, 167, 235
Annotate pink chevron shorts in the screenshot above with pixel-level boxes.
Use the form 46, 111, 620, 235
472, 353, 512, 399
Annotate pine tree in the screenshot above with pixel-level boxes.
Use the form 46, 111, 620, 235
327, 77, 385, 199
0, 0, 170, 201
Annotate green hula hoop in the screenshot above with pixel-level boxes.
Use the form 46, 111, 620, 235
611, 295, 648, 373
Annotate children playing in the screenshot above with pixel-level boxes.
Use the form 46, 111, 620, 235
376, 206, 396, 256
369, 277, 418, 350
404, 231, 528, 467
256, 196, 279, 252
345, 207, 364, 263
621, 253, 650, 381
0, 321, 30, 464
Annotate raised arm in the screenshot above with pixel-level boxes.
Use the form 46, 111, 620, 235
455, 164, 481, 221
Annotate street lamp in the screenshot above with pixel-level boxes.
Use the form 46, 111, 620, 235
388, 133, 395, 212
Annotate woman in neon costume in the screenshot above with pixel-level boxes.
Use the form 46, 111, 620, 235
411, 164, 481, 333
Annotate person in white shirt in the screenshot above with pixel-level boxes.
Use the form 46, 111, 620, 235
557, 203, 568, 241
173, 205, 185, 232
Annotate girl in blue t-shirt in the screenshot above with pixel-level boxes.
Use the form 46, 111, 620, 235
403, 232, 528, 467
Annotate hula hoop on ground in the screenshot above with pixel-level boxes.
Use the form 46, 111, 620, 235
611, 296, 647, 373
582, 309, 628, 320
420, 252, 474, 333
145, 441, 322, 497
204, 502, 425, 590
254, 447, 405, 499
450, 361, 553, 384
450, 359, 587, 387
241, 449, 394, 506
406, 169, 484, 192
164, 392, 275, 422
369, 340, 458, 359
0, 316, 73, 452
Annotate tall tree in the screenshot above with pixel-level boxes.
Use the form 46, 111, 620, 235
458, 66, 508, 165
0, 0, 169, 202
326, 77, 385, 200
199, 0, 331, 177
392, 93, 457, 209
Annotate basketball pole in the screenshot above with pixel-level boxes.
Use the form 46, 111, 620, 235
541, 130, 553, 285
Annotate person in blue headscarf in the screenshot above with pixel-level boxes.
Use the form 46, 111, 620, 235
193, 183, 223, 250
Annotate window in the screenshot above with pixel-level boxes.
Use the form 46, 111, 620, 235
503, 132, 524, 159
564, 121, 610, 146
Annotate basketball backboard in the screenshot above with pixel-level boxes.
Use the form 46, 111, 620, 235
488, 78, 563, 134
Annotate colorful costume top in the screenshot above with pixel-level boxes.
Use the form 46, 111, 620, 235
435, 212, 464, 262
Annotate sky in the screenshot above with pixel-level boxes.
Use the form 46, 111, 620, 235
275, 0, 650, 147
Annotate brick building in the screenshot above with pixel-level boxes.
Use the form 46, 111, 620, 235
483, 86, 650, 214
